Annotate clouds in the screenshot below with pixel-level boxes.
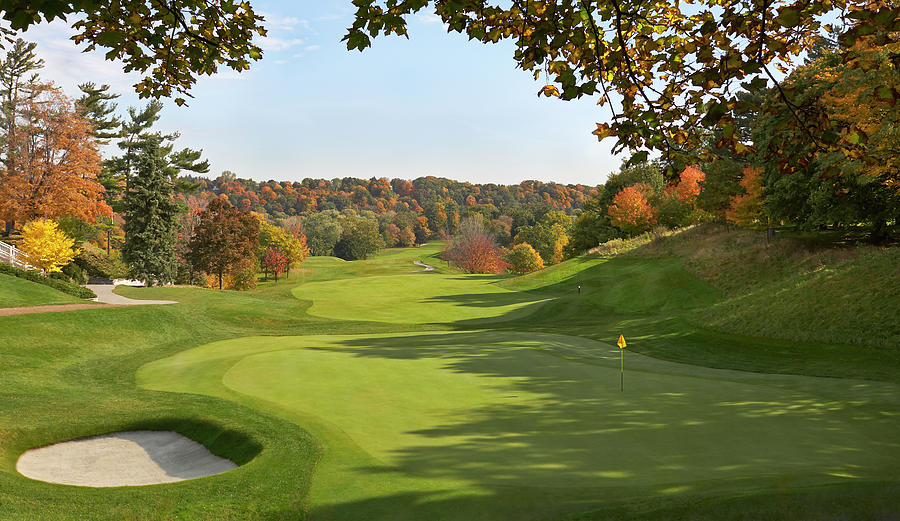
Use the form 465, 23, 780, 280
416, 13, 444, 25
257, 10, 319, 61
262, 13, 307, 32
258, 36, 306, 52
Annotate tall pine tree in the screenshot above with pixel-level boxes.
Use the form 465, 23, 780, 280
115, 102, 208, 285
76, 82, 121, 144
122, 140, 181, 285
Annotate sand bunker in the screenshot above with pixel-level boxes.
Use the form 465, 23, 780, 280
16, 431, 237, 487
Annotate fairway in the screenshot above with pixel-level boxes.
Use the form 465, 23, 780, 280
138, 330, 900, 521
294, 272, 545, 323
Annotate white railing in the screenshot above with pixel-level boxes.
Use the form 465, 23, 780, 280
0, 240, 34, 270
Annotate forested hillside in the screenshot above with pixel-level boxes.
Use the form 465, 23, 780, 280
179, 174, 597, 227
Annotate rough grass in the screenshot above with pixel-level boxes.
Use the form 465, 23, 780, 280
626, 225, 899, 347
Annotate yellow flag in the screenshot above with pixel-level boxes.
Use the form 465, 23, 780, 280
617, 334, 627, 349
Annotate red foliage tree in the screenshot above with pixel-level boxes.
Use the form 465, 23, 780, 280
262, 246, 289, 281
441, 216, 509, 274
187, 198, 259, 290
607, 183, 657, 236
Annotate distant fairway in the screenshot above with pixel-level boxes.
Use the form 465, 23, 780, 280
138, 330, 900, 521
294, 272, 545, 324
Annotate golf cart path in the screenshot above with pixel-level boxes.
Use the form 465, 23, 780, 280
413, 260, 435, 272
0, 285, 177, 316
86, 284, 178, 306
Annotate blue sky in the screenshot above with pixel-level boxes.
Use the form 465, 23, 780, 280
22, 0, 622, 186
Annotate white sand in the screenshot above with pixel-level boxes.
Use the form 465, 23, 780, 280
16, 431, 237, 487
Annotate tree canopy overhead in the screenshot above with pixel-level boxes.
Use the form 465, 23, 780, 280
344, 0, 900, 175
0, 0, 267, 105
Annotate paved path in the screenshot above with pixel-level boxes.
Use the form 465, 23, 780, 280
86, 285, 177, 305
413, 260, 435, 272
0, 285, 177, 317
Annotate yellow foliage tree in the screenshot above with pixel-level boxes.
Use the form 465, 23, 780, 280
20, 219, 79, 273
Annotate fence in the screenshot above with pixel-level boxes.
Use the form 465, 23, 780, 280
0, 240, 33, 270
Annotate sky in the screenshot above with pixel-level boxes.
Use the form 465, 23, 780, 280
19, 0, 623, 186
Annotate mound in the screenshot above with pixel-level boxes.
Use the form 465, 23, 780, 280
16, 431, 237, 487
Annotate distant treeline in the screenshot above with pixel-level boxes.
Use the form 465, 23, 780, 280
178, 174, 598, 236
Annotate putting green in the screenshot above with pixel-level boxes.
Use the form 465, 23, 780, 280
138, 330, 900, 521
293, 272, 545, 324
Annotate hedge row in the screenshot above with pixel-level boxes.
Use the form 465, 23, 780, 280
0, 263, 96, 299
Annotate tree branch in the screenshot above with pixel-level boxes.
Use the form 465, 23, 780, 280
152, 0, 223, 51
762, 63, 824, 151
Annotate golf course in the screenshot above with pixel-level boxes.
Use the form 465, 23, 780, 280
2, 231, 899, 520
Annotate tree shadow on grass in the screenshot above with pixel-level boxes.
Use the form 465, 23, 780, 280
298, 331, 900, 520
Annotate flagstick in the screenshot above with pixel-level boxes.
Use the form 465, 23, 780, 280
620, 347, 624, 392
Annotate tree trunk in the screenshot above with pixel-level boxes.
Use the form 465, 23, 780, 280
871, 219, 888, 244
4, 221, 13, 237
218, 270, 223, 290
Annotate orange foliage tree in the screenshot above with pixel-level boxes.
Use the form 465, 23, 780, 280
673, 166, 705, 203
658, 166, 708, 228
728, 167, 765, 228
607, 183, 657, 236
0, 88, 110, 226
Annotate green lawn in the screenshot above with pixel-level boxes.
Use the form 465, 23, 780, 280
0, 273, 83, 308
138, 331, 900, 521
1, 237, 898, 520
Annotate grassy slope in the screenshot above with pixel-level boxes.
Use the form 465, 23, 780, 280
485, 228, 900, 384
0, 273, 83, 308
634, 225, 900, 347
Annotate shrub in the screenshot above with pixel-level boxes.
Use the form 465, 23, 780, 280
0, 263, 96, 299
504, 243, 544, 274
62, 262, 87, 285
75, 243, 130, 279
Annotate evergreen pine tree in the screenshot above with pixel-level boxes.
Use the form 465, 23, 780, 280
76, 82, 121, 144
122, 140, 181, 286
